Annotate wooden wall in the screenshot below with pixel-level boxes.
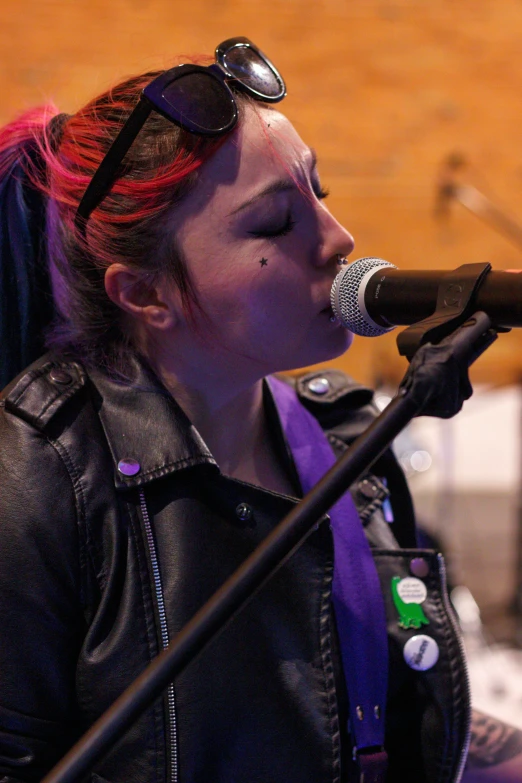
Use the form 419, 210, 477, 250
3, 0, 522, 387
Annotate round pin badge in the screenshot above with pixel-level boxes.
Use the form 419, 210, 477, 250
396, 577, 427, 605
403, 634, 439, 671
117, 458, 141, 476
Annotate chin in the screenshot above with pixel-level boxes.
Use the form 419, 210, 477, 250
282, 330, 354, 373
320, 339, 354, 364
316, 328, 354, 362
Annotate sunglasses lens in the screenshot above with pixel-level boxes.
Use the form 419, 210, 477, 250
162, 72, 236, 133
223, 45, 283, 99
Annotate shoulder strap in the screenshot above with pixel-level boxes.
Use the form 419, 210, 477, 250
294, 370, 417, 548
268, 376, 389, 781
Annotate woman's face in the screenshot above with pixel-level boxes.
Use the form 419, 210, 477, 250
165, 106, 355, 379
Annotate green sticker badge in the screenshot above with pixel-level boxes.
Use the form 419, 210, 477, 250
391, 576, 429, 630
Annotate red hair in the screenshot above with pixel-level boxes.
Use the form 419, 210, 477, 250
0, 60, 248, 375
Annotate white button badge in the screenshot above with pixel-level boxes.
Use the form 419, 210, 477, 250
403, 634, 440, 671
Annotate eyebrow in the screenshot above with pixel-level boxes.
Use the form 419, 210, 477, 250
227, 179, 295, 216
228, 148, 319, 217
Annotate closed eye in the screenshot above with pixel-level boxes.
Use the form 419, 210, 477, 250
248, 214, 296, 239
311, 170, 330, 200
314, 185, 330, 200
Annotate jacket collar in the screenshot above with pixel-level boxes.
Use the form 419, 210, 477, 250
87, 354, 218, 490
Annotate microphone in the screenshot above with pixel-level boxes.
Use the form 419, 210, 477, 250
330, 256, 522, 336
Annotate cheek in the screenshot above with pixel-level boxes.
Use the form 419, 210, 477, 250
246, 264, 308, 316
184, 235, 311, 335
201, 254, 297, 310
184, 250, 243, 312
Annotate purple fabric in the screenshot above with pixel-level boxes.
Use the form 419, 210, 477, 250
268, 376, 389, 768
358, 750, 389, 782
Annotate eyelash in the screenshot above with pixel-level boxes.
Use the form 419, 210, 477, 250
249, 215, 296, 239
315, 185, 330, 200
247, 184, 330, 239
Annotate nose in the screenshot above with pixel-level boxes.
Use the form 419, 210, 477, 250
315, 203, 355, 267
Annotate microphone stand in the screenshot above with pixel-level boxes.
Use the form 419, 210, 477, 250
40, 311, 499, 783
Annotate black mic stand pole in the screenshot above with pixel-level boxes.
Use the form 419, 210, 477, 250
41, 311, 498, 783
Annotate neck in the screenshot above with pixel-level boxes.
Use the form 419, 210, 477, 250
150, 361, 295, 495
140, 326, 297, 494
175, 374, 265, 473
152, 355, 262, 468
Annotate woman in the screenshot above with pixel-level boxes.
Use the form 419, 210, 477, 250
0, 37, 520, 783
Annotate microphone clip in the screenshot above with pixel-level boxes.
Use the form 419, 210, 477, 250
396, 262, 503, 361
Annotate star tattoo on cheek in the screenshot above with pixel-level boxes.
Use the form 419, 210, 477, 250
259, 257, 268, 267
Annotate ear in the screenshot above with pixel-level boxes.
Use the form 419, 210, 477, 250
104, 263, 180, 330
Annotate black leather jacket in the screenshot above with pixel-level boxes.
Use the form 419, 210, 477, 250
0, 354, 470, 783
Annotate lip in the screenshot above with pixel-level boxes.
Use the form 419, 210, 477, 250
320, 302, 334, 314
320, 283, 336, 314
319, 304, 339, 325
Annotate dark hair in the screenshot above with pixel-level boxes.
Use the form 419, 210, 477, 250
0, 59, 252, 385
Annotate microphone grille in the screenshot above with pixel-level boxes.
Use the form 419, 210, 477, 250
330, 256, 397, 336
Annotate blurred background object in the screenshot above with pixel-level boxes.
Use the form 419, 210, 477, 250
5, 0, 522, 729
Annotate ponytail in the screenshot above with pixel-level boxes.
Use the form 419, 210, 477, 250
0, 108, 66, 389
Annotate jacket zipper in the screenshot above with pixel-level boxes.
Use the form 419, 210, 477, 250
139, 488, 178, 783
437, 553, 472, 782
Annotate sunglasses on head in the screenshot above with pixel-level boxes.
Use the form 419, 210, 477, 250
75, 37, 286, 231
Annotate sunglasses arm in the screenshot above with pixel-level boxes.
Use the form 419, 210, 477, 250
75, 97, 153, 233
